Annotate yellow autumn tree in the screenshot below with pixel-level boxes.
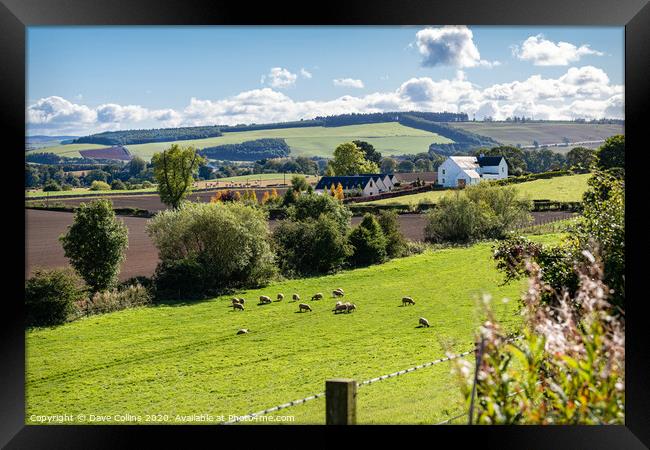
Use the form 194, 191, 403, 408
261, 191, 270, 204
271, 188, 278, 200
335, 182, 344, 201
330, 183, 336, 197
210, 191, 223, 203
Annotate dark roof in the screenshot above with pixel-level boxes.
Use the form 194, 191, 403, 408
315, 175, 377, 190
477, 156, 505, 167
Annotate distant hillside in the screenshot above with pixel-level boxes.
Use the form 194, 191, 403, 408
199, 139, 290, 161
72, 126, 223, 146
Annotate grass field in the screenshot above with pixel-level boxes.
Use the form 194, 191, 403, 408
25, 233, 562, 425
27, 123, 453, 161
367, 174, 591, 206
446, 122, 623, 150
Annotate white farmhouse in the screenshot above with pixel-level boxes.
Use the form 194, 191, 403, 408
437, 155, 508, 188
314, 173, 397, 197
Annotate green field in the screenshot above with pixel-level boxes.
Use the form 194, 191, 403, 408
446, 122, 623, 150
368, 174, 591, 206
25, 187, 157, 198
28, 123, 453, 161
26, 233, 562, 425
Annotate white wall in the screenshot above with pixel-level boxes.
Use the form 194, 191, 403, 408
438, 158, 462, 187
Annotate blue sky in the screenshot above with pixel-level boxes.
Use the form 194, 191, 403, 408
27, 26, 624, 135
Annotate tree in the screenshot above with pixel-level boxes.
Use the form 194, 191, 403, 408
128, 156, 147, 177
566, 147, 597, 169
291, 175, 309, 192
90, 180, 111, 191
25, 268, 84, 327
43, 180, 61, 191
287, 192, 352, 234
478, 146, 527, 175
198, 164, 214, 180
59, 199, 129, 292
151, 144, 204, 209
348, 214, 388, 267
329, 142, 380, 175
597, 135, 624, 170
397, 160, 415, 173
335, 182, 345, 201
380, 157, 397, 174
111, 179, 126, 190
376, 210, 408, 259
352, 140, 382, 165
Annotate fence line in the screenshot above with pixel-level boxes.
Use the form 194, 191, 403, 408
220, 335, 524, 425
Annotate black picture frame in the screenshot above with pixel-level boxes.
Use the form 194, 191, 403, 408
3, 0, 649, 447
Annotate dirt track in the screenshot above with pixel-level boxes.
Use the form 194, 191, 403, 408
25, 209, 575, 281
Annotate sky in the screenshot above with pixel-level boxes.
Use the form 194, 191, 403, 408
27, 26, 624, 136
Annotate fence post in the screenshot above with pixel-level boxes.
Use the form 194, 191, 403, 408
326, 378, 357, 425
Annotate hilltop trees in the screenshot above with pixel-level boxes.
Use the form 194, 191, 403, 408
59, 199, 129, 292
152, 144, 204, 209
328, 142, 380, 176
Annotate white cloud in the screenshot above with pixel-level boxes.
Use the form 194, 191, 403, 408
300, 68, 312, 79
260, 67, 297, 89
333, 78, 365, 88
27, 66, 624, 135
415, 26, 497, 68
513, 34, 604, 66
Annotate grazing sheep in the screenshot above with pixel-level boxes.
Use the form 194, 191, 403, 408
336, 288, 344, 293
231, 298, 241, 306
277, 293, 284, 301
346, 303, 357, 313
237, 329, 249, 335
332, 290, 344, 298
259, 295, 272, 304
292, 293, 300, 301
233, 303, 244, 311
238, 298, 246, 304
333, 302, 347, 314
299, 303, 312, 312
311, 293, 324, 301
402, 297, 415, 306
419, 317, 430, 328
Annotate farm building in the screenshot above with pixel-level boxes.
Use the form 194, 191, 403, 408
437, 155, 508, 188
394, 171, 437, 185
315, 174, 396, 197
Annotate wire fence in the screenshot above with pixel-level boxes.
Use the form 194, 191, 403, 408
221, 335, 524, 425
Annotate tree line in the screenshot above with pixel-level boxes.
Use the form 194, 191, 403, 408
199, 138, 290, 161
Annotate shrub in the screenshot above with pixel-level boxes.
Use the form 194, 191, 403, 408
348, 214, 388, 267
90, 180, 111, 191
59, 199, 129, 292
61, 183, 73, 191
452, 254, 624, 425
25, 268, 85, 327
376, 210, 408, 258
43, 180, 61, 191
272, 215, 352, 277
464, 183, 532, 238
152, 259, 209, 300
287, 192, 352, 233
76, 284, 151, 316
424, 194, 485, 243
111, 179, 126, 190
141, 181, 154, 188
146, 201, 276, 298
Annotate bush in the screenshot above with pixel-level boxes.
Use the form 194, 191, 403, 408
43, 180, 61, 192
424, 184, 531, 243
76, 284, 151, 316
90, 180, 111, 191
424, 194, 486, 243
25, 268, 85, 327
348, 214, 388, 267
111, 179, 126, 190
141, 181, 154, 188
146, 201, 276, 298
272, 215, 352, 277
287, 192, 352, 233
59, 199, 129, 292
376, 210, 408, 258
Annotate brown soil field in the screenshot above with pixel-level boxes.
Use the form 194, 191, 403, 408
41, 188, 289, 212
25, 209, 575, 281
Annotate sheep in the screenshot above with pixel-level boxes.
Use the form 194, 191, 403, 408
402, 297, 415, 306
237, 329, 249, 335
233, 303, 244, 311
332, 289, 344, 298
231, 298, 241, 306
311, 293, 324, 301
277, 293, 284, 301
259, 295, 272, 304
332, 302, 347, 314
346, 303, 357, 313
336, 288, 344, 294
238, 298, 246, 305
419, 317, 430, 328
292, 293, 300, 301
299, 303, 312, 312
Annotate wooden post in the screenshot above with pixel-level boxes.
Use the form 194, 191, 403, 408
326, 378, 357, 425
